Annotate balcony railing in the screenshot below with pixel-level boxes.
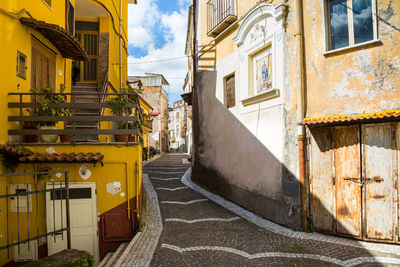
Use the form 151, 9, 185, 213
8, 92, 144, 145
207, 0, 237, 36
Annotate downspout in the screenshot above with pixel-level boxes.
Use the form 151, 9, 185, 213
119, 0, 123, 89
294, 0, 307, 230
191, 0, 197, 163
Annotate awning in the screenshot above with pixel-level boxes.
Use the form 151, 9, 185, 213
299, 110, 400, 127
19, 152, 104, 164
20, 17, 88, 61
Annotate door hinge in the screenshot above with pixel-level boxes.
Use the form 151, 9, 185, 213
95, 189, 97, 195
332, 176, 335, 186
97, 230, 98, 236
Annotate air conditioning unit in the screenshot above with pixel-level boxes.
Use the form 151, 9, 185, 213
13, 241, 38, 261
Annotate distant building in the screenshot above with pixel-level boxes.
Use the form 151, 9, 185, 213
169, 99, 186, 152
128, 73, 170, 152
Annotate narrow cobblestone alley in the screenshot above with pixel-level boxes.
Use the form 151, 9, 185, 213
121, 154, 400, 267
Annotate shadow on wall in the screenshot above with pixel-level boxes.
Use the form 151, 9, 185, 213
192, 70, 301, 228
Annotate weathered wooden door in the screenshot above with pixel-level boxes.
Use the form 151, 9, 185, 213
31, 38, 56, 89
362, 123, 396, 241
309, 127, 335, 232
309, 123, 399, 243
333, 125, 362, 237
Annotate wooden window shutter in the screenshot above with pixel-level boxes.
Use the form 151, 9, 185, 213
225, 74, 235, 108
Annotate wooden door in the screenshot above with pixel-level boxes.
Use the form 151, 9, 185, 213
74, 31, 98, 82
309, 127, 336, 232
362, 123, 396, 241
31, 38, 56, 89
46, 183, 99, 264
333, 125, 362, 237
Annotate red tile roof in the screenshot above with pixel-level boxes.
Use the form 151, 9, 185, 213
0, 145, 33, 157
299, 110, 400, 126
19, 152, 104, 163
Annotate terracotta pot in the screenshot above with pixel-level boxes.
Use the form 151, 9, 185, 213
40, 126, 59, 143
60, 134, 72, 143
23, 134, 38, 143
128, 135, 136, 142
114, 134, 128, 142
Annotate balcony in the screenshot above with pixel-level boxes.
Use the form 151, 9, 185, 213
207, 0, 237, 37
8, 92, 144, 145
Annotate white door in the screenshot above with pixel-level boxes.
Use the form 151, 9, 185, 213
46, 182, 99, 265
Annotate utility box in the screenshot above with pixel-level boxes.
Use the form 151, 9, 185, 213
10, 184, 32, 213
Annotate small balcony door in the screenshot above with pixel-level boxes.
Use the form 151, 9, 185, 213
73, 22, 99, 83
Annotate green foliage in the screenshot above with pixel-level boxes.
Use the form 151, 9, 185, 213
2, 155, 19, 172
107, 88, 141, 129
23, 249, 94, 267
30, 88, 71, 127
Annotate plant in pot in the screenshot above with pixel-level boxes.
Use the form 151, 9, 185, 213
107, 88, 140, 142
31, 88, 71, 143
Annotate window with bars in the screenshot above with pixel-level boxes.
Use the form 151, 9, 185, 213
16, 51, 27, 80
225, 73, 235, 108
325, 0, 376, 51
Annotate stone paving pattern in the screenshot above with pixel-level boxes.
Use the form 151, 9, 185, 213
127, 154, 400, 266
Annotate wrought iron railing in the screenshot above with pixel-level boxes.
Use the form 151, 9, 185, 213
207, 0, 237, 35
0, 171, 71, 259
8, 92, 144, 145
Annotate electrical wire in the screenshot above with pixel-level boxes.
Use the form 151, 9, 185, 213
115, 56, 188, 65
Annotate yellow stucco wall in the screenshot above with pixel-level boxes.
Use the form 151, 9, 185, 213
0, 0, 140, 264
0, 144, 142, 265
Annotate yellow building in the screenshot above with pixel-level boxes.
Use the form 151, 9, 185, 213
0, 0, 143, 265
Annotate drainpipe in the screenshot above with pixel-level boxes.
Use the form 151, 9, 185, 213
119, 0, 123, 89
294, 0, 307, 231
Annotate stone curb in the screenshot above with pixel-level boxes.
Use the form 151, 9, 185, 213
121, 174, 163, 267
181, 167, 400, 256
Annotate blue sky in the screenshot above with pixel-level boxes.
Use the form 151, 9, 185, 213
128, 0, 191, 105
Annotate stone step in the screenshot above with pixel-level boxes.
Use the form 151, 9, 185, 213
98, 252, 113, 267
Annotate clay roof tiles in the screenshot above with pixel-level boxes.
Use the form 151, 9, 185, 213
299, 110, 400, 127
19, 152, 104, 163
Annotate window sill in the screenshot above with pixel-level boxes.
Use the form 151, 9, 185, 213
323, 39, 382, 56
241, 89, 280, 106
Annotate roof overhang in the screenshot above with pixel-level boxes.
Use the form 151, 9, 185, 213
181, 92, 192, 106
19, 152, 104, 164
20, 17, 88, 61
299, 110, 400, 127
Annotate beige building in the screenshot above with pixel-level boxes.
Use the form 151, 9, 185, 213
128, 73, 170, 152
189, 0, 400, 244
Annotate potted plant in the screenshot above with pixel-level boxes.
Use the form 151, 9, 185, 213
107, 88, 140, 142
22, 120, 39, 143
31, 88, 71, 143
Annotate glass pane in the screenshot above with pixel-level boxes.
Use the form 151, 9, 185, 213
329, 0, 349, 50
353, 0, 373, 44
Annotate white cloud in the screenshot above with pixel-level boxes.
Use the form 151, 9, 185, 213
128, 1, 190, 103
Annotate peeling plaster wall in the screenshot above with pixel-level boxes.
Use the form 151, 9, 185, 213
303, 0, 400, 116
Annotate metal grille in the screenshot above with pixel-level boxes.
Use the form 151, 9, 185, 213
0, 171, 71, 259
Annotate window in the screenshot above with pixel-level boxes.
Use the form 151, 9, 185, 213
16, 51, 27, 79
224, 73, 235, 108
66, 0, 75, 35
253, 47, 272, 95
326, 0, 376, 51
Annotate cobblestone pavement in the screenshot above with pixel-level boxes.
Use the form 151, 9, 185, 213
129, 154, 400, 267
